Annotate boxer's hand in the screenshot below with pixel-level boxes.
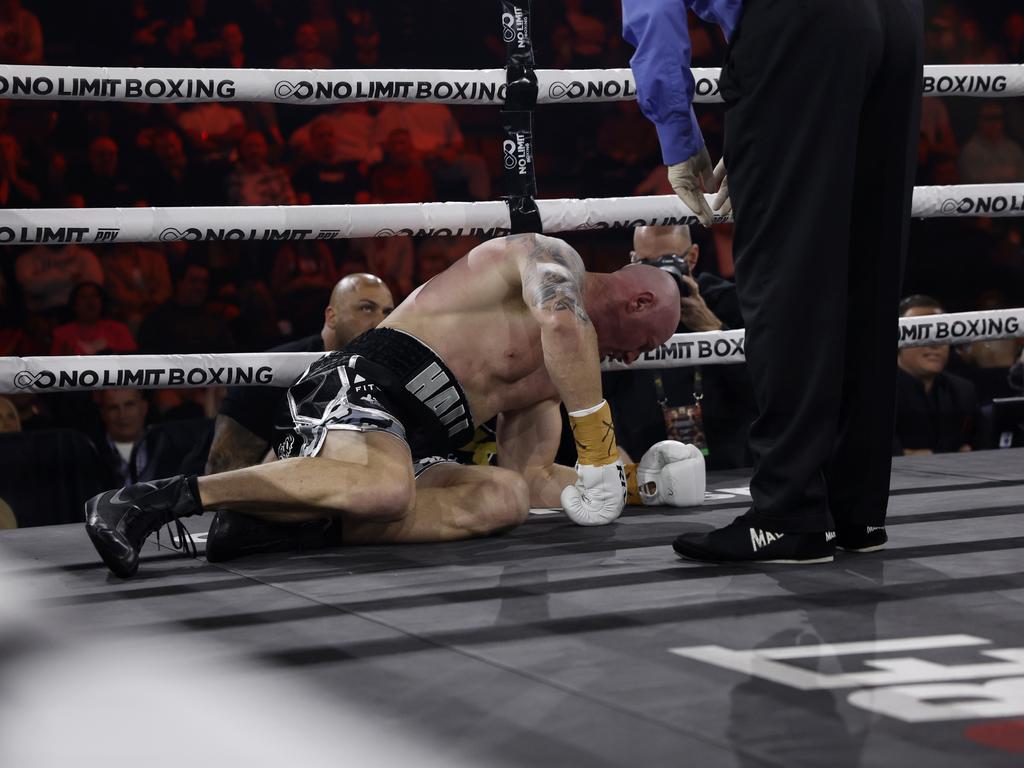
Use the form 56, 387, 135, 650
637, 440, 706, 507
667, 146, 716, 228
711, 157, 731, 218
561, 462, 626, 526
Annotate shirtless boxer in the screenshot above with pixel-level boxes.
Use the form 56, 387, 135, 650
86, 234, 705, 578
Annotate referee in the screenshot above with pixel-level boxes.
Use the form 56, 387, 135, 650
622, 0, 923, 562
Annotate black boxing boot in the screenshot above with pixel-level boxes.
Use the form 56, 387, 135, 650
85, 475, 203, 578
205, 511, 343, 563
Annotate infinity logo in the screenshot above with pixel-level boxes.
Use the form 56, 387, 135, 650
501, 12, 516, 42
158, 227, 201, 242
13, 370, 49, 389
548, 81, 585, 100
502, 139, 518, 169
374, 228, 397, 237
274, 80, 313, 99
940, 198, 966, 214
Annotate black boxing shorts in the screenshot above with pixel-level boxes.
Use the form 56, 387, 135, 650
276, 328, 475, 464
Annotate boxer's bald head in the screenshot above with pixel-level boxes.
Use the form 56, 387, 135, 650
586, 264, 681, 364
322, 273, 395, 350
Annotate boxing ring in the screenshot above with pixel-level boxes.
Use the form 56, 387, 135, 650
2, 6, 1024, 765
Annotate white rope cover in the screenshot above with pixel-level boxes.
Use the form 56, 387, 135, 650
2, 309, 1020, 393
0, 64, 1020, 105
0, 184, 1019, 246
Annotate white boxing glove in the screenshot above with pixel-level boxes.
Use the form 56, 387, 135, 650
560, 462, 626, 526
637, 440, 706, 507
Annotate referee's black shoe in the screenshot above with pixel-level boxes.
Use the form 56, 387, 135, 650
836, 525, 888, 553
673, 516, 835, 564
205, 510, 343, 563
85, 475, 202, 578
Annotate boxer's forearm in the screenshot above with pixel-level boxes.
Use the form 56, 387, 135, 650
539, 318, 604, 411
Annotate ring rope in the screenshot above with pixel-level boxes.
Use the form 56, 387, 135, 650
0, 184, 1019, 246
2, 308, 1020, 393
0, 64, 1020, 105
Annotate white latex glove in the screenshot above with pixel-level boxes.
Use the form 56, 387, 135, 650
667, 145, 717, 227
711, 157, 731, 218
561, 462, 626, 526
637, 440, 706, 507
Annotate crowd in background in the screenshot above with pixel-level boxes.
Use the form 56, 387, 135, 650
0, 0, 1022, 525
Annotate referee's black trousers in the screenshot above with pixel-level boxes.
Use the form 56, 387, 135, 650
720, 0, 923, 532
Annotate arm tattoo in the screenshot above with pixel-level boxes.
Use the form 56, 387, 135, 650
517, 235, 590, 324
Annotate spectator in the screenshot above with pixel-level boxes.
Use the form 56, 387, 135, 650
603, 225, 755, 470
50, 282, 136, 356
415, 237, 478, 285
206, 273, 395, 474
349, 236, 414, 300
144, 128, 208, 206
293, 117, 368, 204
427, 143, 490, 202
0, 396, 20, 433
15, 240, 103, 313
74, 136, 140, 207
307, 0, 341, 60
226, 130, 296, 205
99, 242, 173, 329
918, 98, 957, 168
92, 389, 149, 487
953, 289, 1023, 405
562, 0, 608, 67
373, 103, 464, 158
208, 21, 246, 68
176, 101, 246, 165
0, 0, 43, 64
125, 0, 168, 65
0, 133, 40, 206
1006, 12, 1024, 62
0, 269, 30, 356
288, 104, 380, 165
369, 128, 435, 203
137, 261, 235, 353
229, 280, 286, 352
959, 103, 1024, 184
895, 295, 978, 456
270, 241, 338, 295
203, 22, 284, 149
277, 23, 331, 69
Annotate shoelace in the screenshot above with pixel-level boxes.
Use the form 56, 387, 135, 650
155, 519, 198, 559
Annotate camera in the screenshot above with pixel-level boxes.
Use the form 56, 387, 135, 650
647, 253, 692, 298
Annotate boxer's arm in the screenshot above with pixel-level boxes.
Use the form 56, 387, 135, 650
205, 414, 270, 474
497, 399, 578, 508
517, 234, 602, 412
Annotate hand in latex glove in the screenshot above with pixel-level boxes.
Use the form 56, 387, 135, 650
667, 145, 717, 228
561, 462, 626, 526
637, 440, 705, 507
711, 157, 731, 218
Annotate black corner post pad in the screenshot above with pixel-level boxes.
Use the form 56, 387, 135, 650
501, 110, 541, 233
506, 196, 543, 235
501, 0, 537, 76
500, 0, 541, 234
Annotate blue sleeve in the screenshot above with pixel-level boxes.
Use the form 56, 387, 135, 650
622, 0, 703, 165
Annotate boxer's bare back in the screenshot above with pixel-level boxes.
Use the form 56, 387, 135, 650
383, 233, 587, 421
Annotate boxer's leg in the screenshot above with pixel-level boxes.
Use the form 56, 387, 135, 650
342, 463, 530, 544
199, 430, 415, 524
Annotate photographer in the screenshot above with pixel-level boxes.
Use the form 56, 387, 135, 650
604, 226, 755, 470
